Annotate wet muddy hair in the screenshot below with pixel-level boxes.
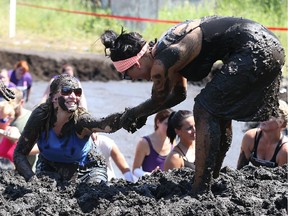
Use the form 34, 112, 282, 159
49, 74, 80, 98
167, 110, 193, 143
100, 28, 147, 61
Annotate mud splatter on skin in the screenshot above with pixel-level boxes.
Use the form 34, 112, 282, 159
75, 112, 123, 134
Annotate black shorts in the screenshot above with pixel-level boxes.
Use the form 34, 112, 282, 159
188, 16, 285, 121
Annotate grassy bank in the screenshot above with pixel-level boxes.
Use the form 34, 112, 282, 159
0, 0, 287, 74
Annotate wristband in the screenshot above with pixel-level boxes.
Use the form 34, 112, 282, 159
133, 168, 151, 178
123, 171, 134, 182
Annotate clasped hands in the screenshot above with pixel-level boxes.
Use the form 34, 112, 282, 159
119, 107, 147, 133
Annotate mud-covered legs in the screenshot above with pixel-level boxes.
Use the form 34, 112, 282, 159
192, 102, 232, 194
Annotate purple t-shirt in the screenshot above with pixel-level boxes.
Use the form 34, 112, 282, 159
8, 70, 33, 89
8, 70, 33, 100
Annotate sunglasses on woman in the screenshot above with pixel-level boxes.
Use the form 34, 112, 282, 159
61, 86, 82, 97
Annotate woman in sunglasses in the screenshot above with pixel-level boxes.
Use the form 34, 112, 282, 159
101, 16, 285, 194
237, 100, 288, 169
13, 74, 122, 183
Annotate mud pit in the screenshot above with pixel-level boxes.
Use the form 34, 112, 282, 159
0, 165, 287, 215
0, 48, 287, 215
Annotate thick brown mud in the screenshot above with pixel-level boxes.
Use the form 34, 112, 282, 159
0, 165, 287, 215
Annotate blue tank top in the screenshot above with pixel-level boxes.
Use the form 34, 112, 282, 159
38, 129, 91, 166
141, 136, 172, 172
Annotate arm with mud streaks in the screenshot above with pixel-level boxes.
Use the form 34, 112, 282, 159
13, 107, 43, 181
120, 62, 187, 133
75, 112, 123, 136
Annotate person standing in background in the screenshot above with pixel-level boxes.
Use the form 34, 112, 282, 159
8, 60, 33, 102
164, 110, 196, 171
132, 109, 173, 179
91, 133, 134, 182
41, 64, 88, 110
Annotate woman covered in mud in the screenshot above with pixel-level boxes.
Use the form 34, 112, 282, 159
237, 100, 288, 169
101, 15, 285, 194
13, 74, 122, 182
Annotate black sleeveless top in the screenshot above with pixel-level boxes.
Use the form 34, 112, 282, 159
250, 130, 287, 168
174, 145, 195, 170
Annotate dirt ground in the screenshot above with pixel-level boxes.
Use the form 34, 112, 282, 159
0, 48, 287, 215
0, 165, 287, 215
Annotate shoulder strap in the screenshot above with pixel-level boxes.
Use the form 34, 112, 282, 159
270, 134, 287, 163
143, 136, 153, 150
174, 145, 189, 161
252, 129, 262, 157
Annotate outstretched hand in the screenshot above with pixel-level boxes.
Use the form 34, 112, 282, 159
0, 80, 15, 101
120, 108, 147, 133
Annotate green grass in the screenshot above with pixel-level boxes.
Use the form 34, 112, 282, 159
0, 0, 287, 74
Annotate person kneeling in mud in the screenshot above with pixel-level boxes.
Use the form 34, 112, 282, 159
237, 100, 288, 169
13, 74, 122, 183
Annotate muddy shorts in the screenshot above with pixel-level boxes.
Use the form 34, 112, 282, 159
192, 17, 285, 121
36, 145, 107, 183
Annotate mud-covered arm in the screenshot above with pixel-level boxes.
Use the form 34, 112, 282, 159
0, 80, 15, 101
120, 60, 187, 133
75, 111, 123, 136
13, 107, 44, 181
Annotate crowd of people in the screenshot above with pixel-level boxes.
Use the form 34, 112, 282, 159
0, 15, 287, 195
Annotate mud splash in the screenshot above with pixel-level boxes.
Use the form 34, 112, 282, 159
0, 165, 287, 215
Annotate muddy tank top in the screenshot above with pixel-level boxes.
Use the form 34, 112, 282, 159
38, 128, 91, 165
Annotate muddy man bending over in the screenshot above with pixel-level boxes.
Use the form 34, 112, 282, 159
101, 15, 285, 194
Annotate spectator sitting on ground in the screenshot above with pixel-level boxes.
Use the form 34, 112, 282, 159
8, 60, 33, 102
90, 133, 134, 182
9, 87, 37, 170
164, 110, 196, 171
132, 109, 173, 179
0, 101, 38, 166
237, 100, 288, 169
41, 64, 87, 110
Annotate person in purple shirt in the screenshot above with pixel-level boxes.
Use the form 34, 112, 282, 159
132, 109, 174, 179
8, 60, 33, 102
